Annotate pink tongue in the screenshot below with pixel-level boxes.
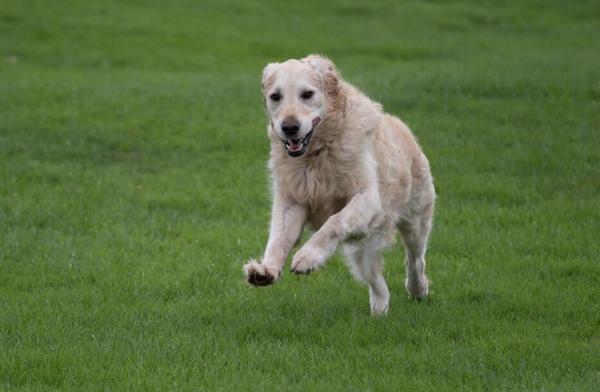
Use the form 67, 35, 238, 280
288, 143, 302, 152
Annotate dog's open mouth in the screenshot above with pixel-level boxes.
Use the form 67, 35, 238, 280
283, 129, 314, 157
281, 117, 321, 157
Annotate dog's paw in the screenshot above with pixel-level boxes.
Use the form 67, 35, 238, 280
290, 246, 326, 275
244, 259, 280, 286
371, 302, 389, 317
369, 286, 390, 317
405, 275, 429, 299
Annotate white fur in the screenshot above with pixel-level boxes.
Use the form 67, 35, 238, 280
244, 55, 436, 315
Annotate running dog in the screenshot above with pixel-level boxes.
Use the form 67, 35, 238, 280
243, 54, 436, 315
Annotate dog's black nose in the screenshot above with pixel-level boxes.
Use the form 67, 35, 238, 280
281, 118, 300, 136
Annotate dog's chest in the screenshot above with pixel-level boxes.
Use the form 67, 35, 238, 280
283, 154, 359, 228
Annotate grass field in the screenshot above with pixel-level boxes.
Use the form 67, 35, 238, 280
1, 0, 599, 390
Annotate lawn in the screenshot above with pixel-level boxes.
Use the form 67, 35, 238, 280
1, 0, 599, 390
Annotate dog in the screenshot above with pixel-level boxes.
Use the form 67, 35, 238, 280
243, 54, 436, 315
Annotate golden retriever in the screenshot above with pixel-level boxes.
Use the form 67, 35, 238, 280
243, 54, 435, 315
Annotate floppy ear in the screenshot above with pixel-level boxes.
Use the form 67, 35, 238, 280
302, 54, 341, 101
303, 54, 338, 75
261, 62, 278, 94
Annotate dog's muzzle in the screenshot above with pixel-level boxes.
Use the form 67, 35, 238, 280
282, 117, 321, 157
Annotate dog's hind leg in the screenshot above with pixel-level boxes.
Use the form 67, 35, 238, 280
342, 241, 389, 316
398, 200, 434, 299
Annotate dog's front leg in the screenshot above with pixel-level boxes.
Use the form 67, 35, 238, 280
244, 192, 307, 286
291, 188, 381, 274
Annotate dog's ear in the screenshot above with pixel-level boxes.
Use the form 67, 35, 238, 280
303, 54, 339, 78
303, 54, 341, 102
261, 62, 279, 94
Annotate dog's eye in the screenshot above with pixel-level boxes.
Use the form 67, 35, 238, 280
301, 90, 314, 100
269, 93, 281, 102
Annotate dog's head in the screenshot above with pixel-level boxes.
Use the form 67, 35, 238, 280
261, 54, 341, 157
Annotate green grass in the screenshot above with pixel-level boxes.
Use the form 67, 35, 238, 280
1, 0, 599, 390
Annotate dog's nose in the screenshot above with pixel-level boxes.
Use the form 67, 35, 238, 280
281, 118, 300, 137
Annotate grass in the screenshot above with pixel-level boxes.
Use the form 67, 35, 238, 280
1, 0, 599, 390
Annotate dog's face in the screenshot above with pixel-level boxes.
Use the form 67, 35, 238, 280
261, 55, 339, 157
